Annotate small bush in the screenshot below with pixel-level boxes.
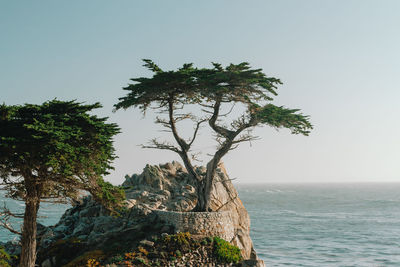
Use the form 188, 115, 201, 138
213, 237, 242, 263
0, 246, 11, 267
86, 258, 100, 267
125, 252, 136, 260
163, 232, 191, 246
138, 246, 149, 256
108, 254, 124, 263
95, 178, 126, 214
136, 257, 146, 264
63, 250, 106, 267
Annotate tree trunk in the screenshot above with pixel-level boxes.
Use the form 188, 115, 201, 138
20, 186, 40, 267
198, 140, 233, 211
194, 159, 219, 211
194, 179, 207, 211
202, 160, 216, 211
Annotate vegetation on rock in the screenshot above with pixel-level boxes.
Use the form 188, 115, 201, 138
115, 60, 313, 211
0, 246, 12, 267
63, 250, 105, 267
40, 232, 242, 266
213, 236, 242, 263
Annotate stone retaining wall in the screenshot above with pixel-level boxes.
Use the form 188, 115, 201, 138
154, 210, 235, 241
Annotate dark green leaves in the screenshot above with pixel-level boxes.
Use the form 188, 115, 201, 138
250, 104, 312, 135
115, 60, 312, 137
114, 60, 282, 111
0, 100, 122, 207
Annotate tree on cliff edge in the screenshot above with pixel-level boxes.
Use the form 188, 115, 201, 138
0, 100, 124, 267
115, 60, 312, 211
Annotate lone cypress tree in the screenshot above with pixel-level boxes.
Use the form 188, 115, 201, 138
115, 60, 312, 211
0, 100, 124, 267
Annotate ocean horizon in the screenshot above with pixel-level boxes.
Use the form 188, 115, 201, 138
2, 182, 400, 266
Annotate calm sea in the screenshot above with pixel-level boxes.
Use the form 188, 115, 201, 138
2, 183, 400, 266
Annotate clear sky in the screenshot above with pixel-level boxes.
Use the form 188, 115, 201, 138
1, 1, 399, 184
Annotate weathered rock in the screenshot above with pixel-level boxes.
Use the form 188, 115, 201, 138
31, 161, 263, 266
239, 259, 266, 267
139, 239, 154, 247
209, 164, 255, 259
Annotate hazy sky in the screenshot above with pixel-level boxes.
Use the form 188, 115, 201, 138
1, 1, 399, 184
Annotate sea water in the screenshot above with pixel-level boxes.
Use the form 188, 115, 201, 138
1, 183, 400, 266
237, 183, 400, 266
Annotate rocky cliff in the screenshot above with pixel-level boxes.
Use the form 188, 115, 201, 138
122, 162, 257, 258
3, 162, 264, 266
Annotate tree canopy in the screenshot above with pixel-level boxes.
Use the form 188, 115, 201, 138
116, 60, 312, 211
0, 100, 124, 267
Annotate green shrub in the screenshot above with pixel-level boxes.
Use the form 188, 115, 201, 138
63, 250, 106, 267
213, 237, 242, 263
136, 257, 146, 264
163, 232, 191, 246
108, 254, 124, 263
0, 246, 11, 267
95, 178, 126, 214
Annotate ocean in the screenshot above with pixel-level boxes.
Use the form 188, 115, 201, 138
1, 183, 400, 266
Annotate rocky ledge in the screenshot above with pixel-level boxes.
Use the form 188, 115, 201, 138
1, 161, 265, 267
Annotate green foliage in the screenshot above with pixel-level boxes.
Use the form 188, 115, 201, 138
250, 103, 312, 135
163, 232, 191, 246
108, 254, 124, 263
0, 100, 121, 206
0, 100, 122, 266
94, 178, 126, 212
0, 246, 11, 267
213, 237, 242, 264
136, 257, 146, 264
115, 60, 281, 112
114, 60, 312, 138
63, 250, 105, 267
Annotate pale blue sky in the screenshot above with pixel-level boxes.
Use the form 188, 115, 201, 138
1, 1, 399, 184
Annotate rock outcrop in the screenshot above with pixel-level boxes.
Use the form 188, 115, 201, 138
18, 161, 264, 266
121, 161, 258, 260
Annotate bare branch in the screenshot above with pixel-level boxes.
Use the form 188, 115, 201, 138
155, 117, 171, 128
0, 204, 22, 235
228, 144, 239, 151
190, 152, 203, 163
232, 134, 259, 144
199, 103, 214, 109
141, 139, 181, 153
200, 108, 214, 114
174, 113, 194, 122
219, 103, 236, 117
188, 119, 207, 147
